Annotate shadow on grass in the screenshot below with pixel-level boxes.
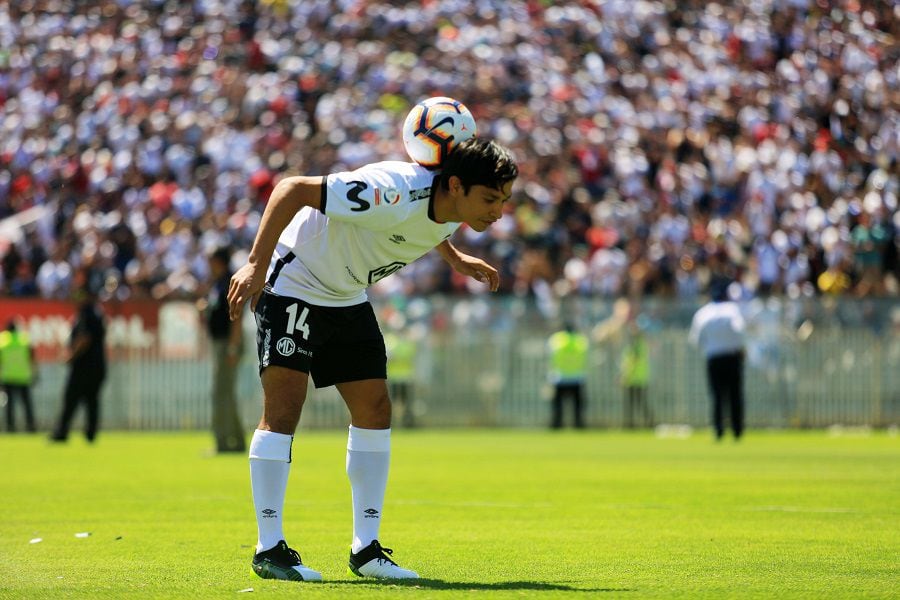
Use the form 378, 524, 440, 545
327, 578, 632, 593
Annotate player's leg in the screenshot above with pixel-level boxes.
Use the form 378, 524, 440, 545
623, 387, 633, 429
249, 366, 322, 581
249, 292, 322, 582
638, 386, 653, 427
550, 384, 564, 429
573, 383, 586, 428
729, 354, 745, 439
4, 385, 15, 432
339, 378, 417, 579
707, 358, 725, 440
21, 386, 36, 433
50, 375, 81, 441
84, 377, 103, 442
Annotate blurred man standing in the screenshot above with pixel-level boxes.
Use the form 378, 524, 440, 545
619, 320, 652, 429
0, 319, 37, 433
206, 247, 246, 453
689, 283, 746, 441
50, 286, 107, 443
547, 322, 589, 429
384, 326, 417, 428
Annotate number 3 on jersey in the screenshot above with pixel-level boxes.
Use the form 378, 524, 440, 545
285, 304, 311, 340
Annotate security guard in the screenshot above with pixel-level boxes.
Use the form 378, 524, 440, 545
547, 322, 589, 428
0, 319, 37, 433
384, 329, 417, 427
620, 321, 653, 428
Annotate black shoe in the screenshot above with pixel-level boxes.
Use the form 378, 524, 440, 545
348, 540, 418, 579
252, 540, 322, 582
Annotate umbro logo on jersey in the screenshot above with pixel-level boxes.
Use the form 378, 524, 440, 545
261, 509, 277, 518
363, 508, 380, 519
389, 234, 406, 244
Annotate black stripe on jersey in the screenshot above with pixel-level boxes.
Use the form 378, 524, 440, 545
266, 252, 296, 288
319, 176, 327, 214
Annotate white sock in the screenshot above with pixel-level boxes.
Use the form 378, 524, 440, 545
346, 425, 391, 553
249, 429, 293, 553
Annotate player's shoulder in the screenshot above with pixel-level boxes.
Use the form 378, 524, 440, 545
354, 161, 434, 184
339, 161, 436, 203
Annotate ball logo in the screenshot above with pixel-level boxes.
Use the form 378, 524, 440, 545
276, 336, 296, 356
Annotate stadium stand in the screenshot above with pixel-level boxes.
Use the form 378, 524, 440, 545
0, 0, 896, 302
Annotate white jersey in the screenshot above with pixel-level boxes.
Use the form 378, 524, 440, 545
689, 300, 746, 359
266, 161, 460, 306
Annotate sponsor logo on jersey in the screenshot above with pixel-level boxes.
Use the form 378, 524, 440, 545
374, 187, 402, 206
368, 262, 406, 284
409, 187, 430, 202
276, 336, 296, 356
345, 266, 364, 285
389, 234, 406, 244
345, 181, 370, 211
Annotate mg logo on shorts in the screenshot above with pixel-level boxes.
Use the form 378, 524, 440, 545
276, 336, 296, 356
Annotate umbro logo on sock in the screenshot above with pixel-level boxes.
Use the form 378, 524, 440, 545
261, 509, 277, 518
363, 508, 379, 519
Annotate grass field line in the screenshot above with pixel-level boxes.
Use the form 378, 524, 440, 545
742, 505, 858, 513
392, 498, 554, 509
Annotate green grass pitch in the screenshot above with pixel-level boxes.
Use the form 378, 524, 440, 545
1, 429, 897, 599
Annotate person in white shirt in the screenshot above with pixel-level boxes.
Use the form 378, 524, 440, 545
689, 282, 746, 441
227, 137, 518, 582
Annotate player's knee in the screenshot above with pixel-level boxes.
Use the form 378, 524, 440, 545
355, 391, 392, 429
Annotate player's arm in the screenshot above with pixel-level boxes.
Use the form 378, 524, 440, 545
435, 239, 500, 292
228, 175, 323, 320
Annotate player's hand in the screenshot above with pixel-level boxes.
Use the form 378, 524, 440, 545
452, 255, 500, 292
227, 263, 266, 320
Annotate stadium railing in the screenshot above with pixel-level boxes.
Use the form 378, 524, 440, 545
2, 296, 897, 431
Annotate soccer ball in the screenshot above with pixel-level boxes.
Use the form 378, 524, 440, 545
402, 96, 477, 169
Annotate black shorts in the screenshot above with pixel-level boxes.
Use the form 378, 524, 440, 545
254, 291, 386, 389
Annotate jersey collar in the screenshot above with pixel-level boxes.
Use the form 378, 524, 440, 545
427, 176, 444, 224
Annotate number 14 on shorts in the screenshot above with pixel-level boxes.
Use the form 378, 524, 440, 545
285, 304, 310, 340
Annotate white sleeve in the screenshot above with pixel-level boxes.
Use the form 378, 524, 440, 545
731, 306, 746, 334
322, 167, 410, 231
688, 312, 701, 346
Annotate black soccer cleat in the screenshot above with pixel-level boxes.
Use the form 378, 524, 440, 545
251, 540, 322, 582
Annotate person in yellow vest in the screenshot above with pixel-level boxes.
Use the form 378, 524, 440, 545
384, 327, 418, 428
619, 319, 653, 429
0, 319, 37, 433
547, 322, 589, 428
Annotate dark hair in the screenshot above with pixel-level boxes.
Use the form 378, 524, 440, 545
209, 246, 232, 265
438, 137, 518, 194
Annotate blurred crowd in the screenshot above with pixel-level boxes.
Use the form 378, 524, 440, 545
0, 0, 897, 304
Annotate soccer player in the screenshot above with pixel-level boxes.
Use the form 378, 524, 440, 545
227, 137, 518, 582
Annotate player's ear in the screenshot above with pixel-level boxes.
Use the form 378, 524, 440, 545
447, 175, 464, 197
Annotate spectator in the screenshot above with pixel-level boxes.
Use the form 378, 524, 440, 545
0, 1, 896, 304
